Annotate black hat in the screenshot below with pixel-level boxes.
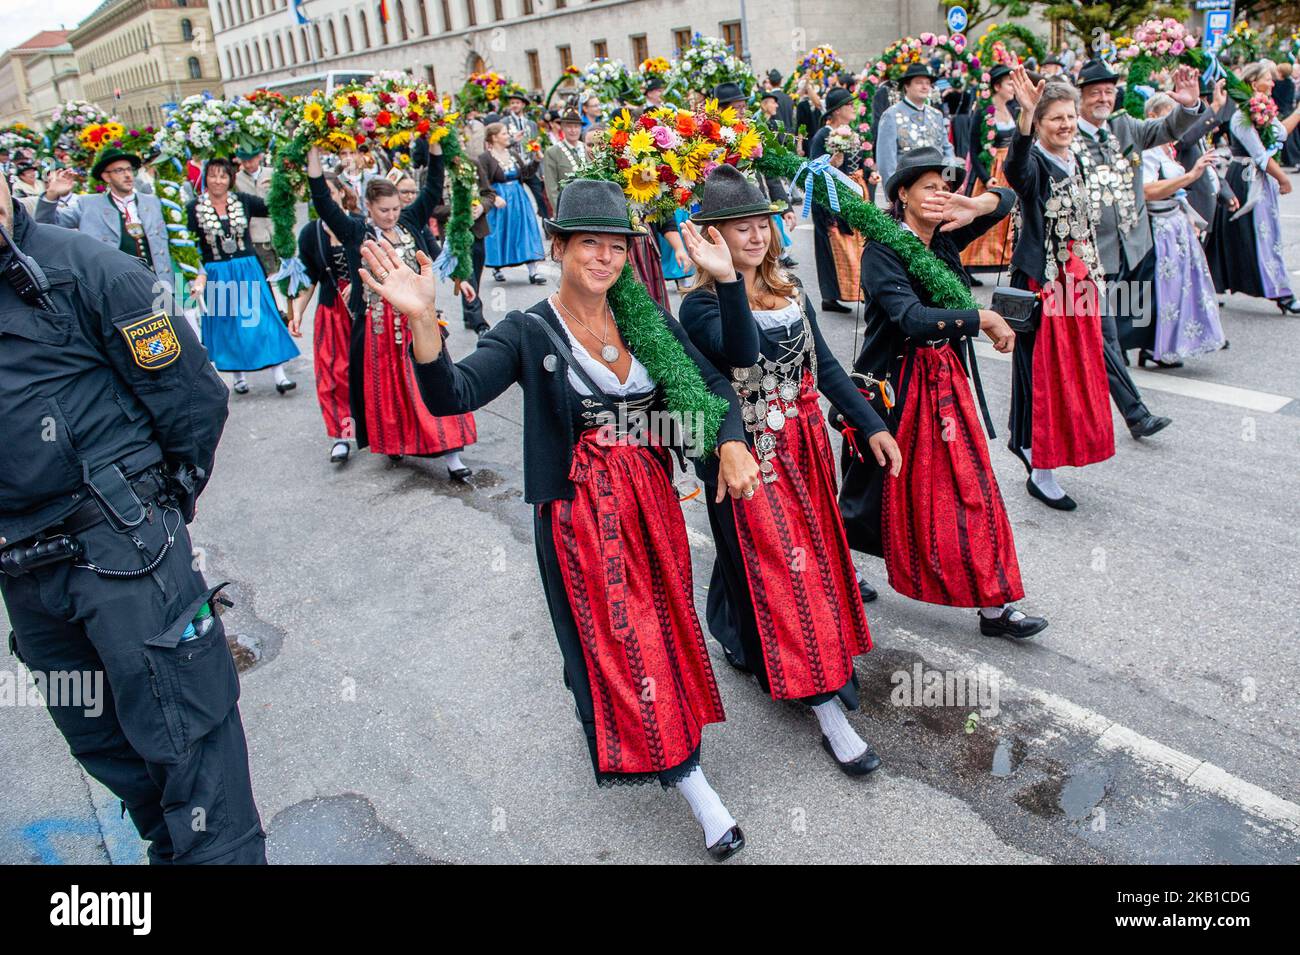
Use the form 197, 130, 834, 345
1077, 59, 1119, 88
559, 109, 583, 125
1042, 55, 1063, 67
16, 163, 37, 176
988, 64, 1013, 86
507, 89, 529, 103
823, 86, 854, 115
760, 89, 779, 101
768, 69, 782, 85
645, 75, 666, 93
900, 63, 935, 86
91, 147, 143, 180
712, 82, 746, 106
690, 164, 787, 223
544, 178, 647, 236
884, 145, 965, 202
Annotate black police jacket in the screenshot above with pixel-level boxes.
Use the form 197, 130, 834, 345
0, 200, 229, 544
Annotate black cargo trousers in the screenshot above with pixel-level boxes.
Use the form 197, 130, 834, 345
2, 503, 266, 864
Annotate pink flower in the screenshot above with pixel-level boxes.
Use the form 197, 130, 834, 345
981, 72, 991, 83
1170, 40, 1185, 55
360, 117, 376, 132
649, 125, 679, 149
920, 32, 936, 46
951, 34, 967, 51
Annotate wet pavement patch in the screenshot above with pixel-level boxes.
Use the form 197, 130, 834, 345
214, 579, 285, 674
267, 794, 446, 864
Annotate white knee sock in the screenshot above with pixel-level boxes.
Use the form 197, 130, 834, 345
526, 261, 539, 277
1030, 468, 1065, 500
981, 604, 1026, 621
233, 371, 247, 386
442, 450, 465, 471
272, 364, 289, 385
674, 767, 736, 847
812, 699, 869, 762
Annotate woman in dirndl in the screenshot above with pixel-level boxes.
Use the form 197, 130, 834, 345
187, 157, 300, 395
306, 145, 477, 479
837, 146, 1048, 641
960, 64, 1017, 273
393, 179, 760, 860
1205, 61, 1300, 315
808, 87, 868, 314
656, 208, 695, 292
1138, 93, 1226, 367
1002, 68, 1115, 511
479, 123, 548, 287
291, 172, 361, 464
678, 166, 902, 775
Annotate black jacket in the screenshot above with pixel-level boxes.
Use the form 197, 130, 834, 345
185, 191, 270, 265
679, 278, 887, 484
297, 216, 363, 309
0, 201, 227, 542
1003, 129, 1063, 285
412, 297, 745, 504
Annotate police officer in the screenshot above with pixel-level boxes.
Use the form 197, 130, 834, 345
0, 173, 266, 864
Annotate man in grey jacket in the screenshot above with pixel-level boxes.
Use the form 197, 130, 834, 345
1073, 60, 1207, 438
36, 148, 173, 293
1176, 79, 1238, 228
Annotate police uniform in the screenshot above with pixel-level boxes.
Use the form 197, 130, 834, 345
0, 200, 265, 864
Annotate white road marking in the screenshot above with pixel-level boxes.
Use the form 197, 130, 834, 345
970, 340, 1293, 413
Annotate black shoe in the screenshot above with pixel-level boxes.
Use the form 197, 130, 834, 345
979, 607, 1049, 640
821, 734, 882, 776
1275, 296, 1300, 315
448, 466, 474, 483
1128, 414, 1172, 439
528, 274, 548, 285
1221, 338, 1229, 350
1025, 476, 1077, 511
857, 577, 877, 603
275, 379, 297, 395
721, 645, 749, 673
473, 324, 490, 339
493, 270, 506, 282
821, 300, 852, 313
706, 825, 745, 862
969, 274, 984, 287
1138, 349, 1182, 369
232, 379, 249, 394
387, 454, 404, 462
780, 255, 798, 267
329, 441, 350, 465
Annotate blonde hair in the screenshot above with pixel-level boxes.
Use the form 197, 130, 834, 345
689, 218, 798, 303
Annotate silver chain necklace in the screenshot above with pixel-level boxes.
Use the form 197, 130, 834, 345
552, 294, 620, 364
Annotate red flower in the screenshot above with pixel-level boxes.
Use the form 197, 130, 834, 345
416, 118, 431, 134
734, 120, 747, 134
326, 113, 340, 127
723, 152, 740, 166
348, 95, 360, 108
657, 164, 677, 185
703, 119, 721, 142
376, 110, 393, 127
610, 129, 629, 150
615, 157, 631, 170
676, 187, 693, 206
355, 133, 366, 144
675, 114, 696, 137
638, 113, 657, 130
377, 91, 392, 104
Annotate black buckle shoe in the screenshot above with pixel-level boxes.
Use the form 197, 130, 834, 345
1025, 476, 1076, 511
329, 441, 350, 465
448, 466, 474, 484
528, 274, 548, 285
706, 825, 745, 861
1128, 414, 1172, 439
821, 735, 882, 776
232, 379, 249, 394
857, 577, 878, 603
275, 379, 297, 395
821, 300, 852, 314
978, 607, 1049, 640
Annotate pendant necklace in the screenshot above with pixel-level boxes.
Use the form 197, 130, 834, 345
553, 295, 619, 363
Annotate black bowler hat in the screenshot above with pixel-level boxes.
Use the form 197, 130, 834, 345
823, 86, 854, 115
690, 164, 787, 223
645, 75, 666, 93
91, 147, 142, 180
544, 178, 647, 236
768, 68, 782, 85
1042, 55, 1063, 67
760, 89, 779, 102
885, 145, 965, 202
1077, 59, 1119, 88
988, 64, 1013, 86
712, 82, 746, 106
900, 62, 935, 86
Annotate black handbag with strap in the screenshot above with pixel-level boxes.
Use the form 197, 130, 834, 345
991, 286, 1040, 334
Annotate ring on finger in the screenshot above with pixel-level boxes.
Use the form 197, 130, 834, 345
377, 270, 390, 282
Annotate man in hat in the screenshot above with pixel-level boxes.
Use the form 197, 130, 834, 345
1040, 55, 1064, 79
36, 147, 174, 290
235, 148, 279, 284
764, 68, 796, 132
1074, 59, 1207, 437
644, 74, 668, 108
502, 89, 549, 215
542, 109, 586, 214
10, 162, 42, 200
875, 62, 954, 190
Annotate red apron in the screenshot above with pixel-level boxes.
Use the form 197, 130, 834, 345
884, 345, 1024, 608
551, 431, 725, 776
313, 281, 352, 440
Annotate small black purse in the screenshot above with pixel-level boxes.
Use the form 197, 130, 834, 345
990, 286, 1040, 334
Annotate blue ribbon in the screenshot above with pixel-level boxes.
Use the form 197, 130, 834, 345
165, 223, 189, 233
170, 156, 185, 175
268, 256, 311, 296
176, 262, 200, 275
431, 242, 457, 281
158, 196, 184, 213
1202, 51, 1227, 85
792, 155, 861, 219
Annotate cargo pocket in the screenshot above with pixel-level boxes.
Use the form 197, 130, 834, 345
143, 582, 238, 761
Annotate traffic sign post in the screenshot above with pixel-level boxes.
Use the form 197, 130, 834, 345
947, 6, 968, 34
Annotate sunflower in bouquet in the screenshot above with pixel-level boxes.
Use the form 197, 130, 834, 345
44, 100, 111, 167
587, 99, 765, 227
295, 81, 456, 153
457, 71, 510, 113
794, 45, 845, 89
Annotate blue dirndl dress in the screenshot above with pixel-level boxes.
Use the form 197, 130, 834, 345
484, 169, 544, 269
658, 207, 696, 282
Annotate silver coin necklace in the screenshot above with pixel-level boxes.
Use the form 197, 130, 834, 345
553, 294, 620, 363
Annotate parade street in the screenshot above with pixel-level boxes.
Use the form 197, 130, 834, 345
3, 192, 1298, 867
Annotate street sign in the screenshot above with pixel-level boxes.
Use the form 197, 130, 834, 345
947, 6, 968, 33
1194, 0, 1232, 9
1205, 10, 1231, 51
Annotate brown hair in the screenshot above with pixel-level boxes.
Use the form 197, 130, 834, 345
323, 172, 359, 213
365, 177, 399, 205
689, 218, 798, 304
484, 122, 506, 145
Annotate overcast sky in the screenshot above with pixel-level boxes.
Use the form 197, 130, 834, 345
1, 0, 106, 53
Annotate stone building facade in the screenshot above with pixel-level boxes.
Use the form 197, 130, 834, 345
0, 31, 75, 128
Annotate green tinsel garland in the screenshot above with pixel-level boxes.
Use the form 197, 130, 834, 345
755, 139, 978, 311
606, 264, 731, 458
440, 130, 474, 283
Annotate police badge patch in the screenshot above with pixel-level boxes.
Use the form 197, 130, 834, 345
118, 312, 181, 370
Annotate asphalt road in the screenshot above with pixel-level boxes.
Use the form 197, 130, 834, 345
2, 186, 1299, 866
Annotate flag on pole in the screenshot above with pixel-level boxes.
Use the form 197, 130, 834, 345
291, 0, 309, 24
378, 0, 390, 24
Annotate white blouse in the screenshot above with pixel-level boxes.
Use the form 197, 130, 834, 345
750, 297, 804, 334
557, 313, 656, 396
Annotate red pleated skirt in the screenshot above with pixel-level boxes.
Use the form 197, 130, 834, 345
1027, 250, 1114, 470
883, 345, 1024, 608
731, 374, 871, 699
313, 283, 352, 440
628, 234, 671, 312
362, 301, 476, 456
551, 431, 725, 777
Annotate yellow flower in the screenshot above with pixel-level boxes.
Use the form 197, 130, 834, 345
333, 95, 350, 110
628, 128, 656, 156
703, 98, 720, 113
407, 101, 424, 117
622, 162, 661, 203
717, 105, 737, 126
322, 131, 357, 152
429, 126, 451, 143
302, 102, 325, 125
386, 130, 413, 148
736, 129, 760, 158
610, 109, 633, 132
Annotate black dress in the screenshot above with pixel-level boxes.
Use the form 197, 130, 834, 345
808, 124, 864, 306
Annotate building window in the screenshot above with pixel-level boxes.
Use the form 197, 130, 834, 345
328, 19, 338, 54
720, 20, 743, 58
288, 32, 298, 63
630, 34, 647, 65
276, 34, 285, 65
526, 49, 541, 90
672, 28, 692, 56
181, 18, 194, 40
426, 64, 437, 92
440, 0, 451, 30
360, 11, 371, 47
397, 1, 410, 40
188, 56, 202, 79
557, 44, 572, 75
555, 0, 564, 7
522, 0, 533, 12
224, 49, 235, 77
418, 0, 430, 34
465, 0, 476, 27
313, 23, 324, 56
377, 4, 389, 44
254, 43, 263, 71
492, 0, 502, 19
592, 39, 608, 59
